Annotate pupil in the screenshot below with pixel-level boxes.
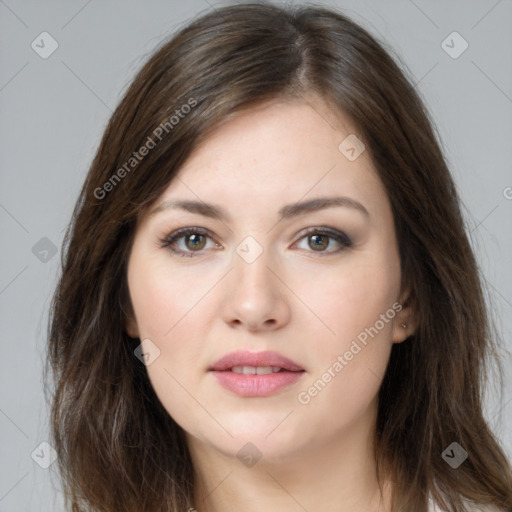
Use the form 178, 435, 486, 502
310, 234, 327, 250
187, 234, 205, 250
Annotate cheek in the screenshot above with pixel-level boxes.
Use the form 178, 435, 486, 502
294, 272, 396, 429
128, 253, 217, 340
127, 254, 217, 425
291, 251, 400, 409
292, 252, 400, 347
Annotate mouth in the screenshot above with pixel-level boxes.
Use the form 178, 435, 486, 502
209, 350, 304, 372
209, 351, 305, 397
222, 366, 300, 375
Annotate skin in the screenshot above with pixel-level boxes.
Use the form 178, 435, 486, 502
126, 95, 416, 512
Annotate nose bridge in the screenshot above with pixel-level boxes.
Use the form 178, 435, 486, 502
221, 235, 290, 330
232, 236, 276, 301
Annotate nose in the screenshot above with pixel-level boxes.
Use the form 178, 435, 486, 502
220, 247, 291, 332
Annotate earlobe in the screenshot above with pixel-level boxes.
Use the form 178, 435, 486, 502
122, 289, 140, 338
125, 315, 140, 339
392, 287, 416, 343
392, 320, 411, 344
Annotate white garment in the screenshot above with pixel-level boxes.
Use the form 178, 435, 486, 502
428, 497, 501, 512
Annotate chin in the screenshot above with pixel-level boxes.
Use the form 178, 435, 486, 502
213, 435, 302, 466
198, 412, 309, 463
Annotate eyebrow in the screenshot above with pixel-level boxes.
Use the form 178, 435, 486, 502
149, 196, 370, 221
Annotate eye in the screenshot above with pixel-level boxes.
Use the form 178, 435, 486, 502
292, 227, 353, 255
160, 227, 221, 258
160, 226, 353, 258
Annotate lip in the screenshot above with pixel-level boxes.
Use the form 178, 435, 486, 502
209, 350, 305, 397
209, 350, 304, 372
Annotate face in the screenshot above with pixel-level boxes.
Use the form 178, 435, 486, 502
126, 96, 412, 464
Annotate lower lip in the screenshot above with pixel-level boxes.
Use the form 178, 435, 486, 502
210, 370, 305, 397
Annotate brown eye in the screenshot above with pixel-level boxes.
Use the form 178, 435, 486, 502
185, 233, 206, 251
293, 227, 353, 255
308, 234, 329, 251
160, 227, 221, 258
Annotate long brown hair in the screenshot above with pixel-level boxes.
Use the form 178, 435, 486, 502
45, 3, 512, 511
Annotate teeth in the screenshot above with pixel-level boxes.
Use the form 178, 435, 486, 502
231, 366, 283, 375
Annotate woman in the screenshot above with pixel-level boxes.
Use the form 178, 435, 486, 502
45, 3, 512, 511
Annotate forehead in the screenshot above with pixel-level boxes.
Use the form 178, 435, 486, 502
146, 97, 389, 224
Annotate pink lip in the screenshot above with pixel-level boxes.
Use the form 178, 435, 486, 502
209, 350, 304, 372
209, 350, 305, 397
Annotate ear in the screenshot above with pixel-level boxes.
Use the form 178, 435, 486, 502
392, 286, 417, 344
121, 284, 140, 338
123, 299, 140, 339
125, 314, 140, 339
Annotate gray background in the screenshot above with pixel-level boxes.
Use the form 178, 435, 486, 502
1, 0, 511, 510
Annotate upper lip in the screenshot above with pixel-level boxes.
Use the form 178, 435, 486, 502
209, 350, 304, 372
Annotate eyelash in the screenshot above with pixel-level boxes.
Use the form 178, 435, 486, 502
159, 226, 353, 258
